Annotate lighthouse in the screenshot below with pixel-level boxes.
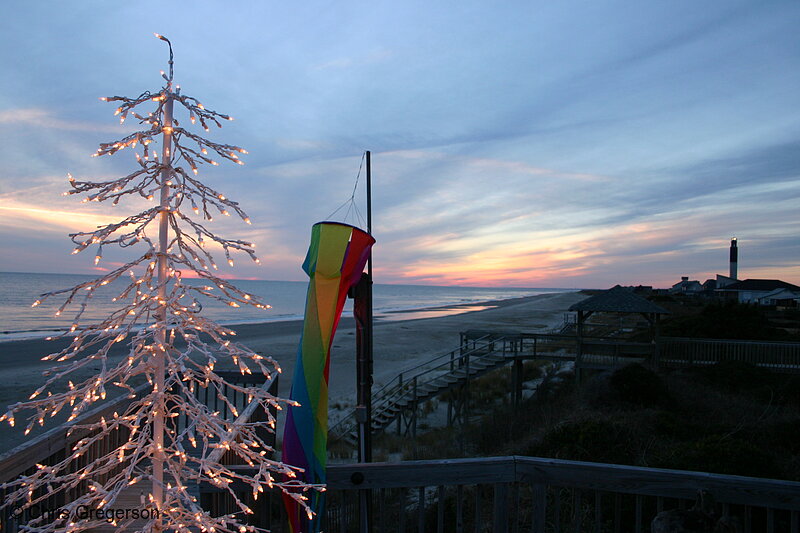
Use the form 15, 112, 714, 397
729, 238, 738, 280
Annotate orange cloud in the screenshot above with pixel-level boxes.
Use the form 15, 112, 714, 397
0, 202, 120, 232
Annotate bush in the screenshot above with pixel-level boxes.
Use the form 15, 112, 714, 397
689, 360, 800, 405
651, 410, 715, 440
694, 360, 770, 391
666, 434, 782, 478
529, 418, 639, 465
763, 419, 800, 455
609, 363, 672, 408
661, 301, 785, 340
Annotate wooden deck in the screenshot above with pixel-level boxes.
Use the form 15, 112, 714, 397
213, 455, 800, 532
4, 332, 800, 532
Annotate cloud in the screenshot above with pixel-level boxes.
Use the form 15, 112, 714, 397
312, 48, 393, 71
273, 138, 333, 151
0, 201, 119, 233
0, 108, 127, 134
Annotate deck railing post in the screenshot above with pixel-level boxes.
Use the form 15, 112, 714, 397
531, 484, 547, 533
412, 376, 418, 440
418, 486, 426, 533
493, 483, 509, 533
399, 489, 407, 532
396, 373, 404, 436
456, 485, 464, 533
512, 358, 523, 410
437, 485, 445, 533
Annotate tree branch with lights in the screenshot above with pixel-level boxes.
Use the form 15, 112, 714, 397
0, 34, 321, 532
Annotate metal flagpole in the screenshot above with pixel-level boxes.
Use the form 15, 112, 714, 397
354, 150, 374, 532
363, 149, 373, 464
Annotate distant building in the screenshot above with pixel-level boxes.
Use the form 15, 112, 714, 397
672, 239, 738, 295
670, 276, 703, 295
717, 279, 800, 304
757, 288, 800, 308
729, 237, 738, 280
621, 285, 653, 294
715, 274, 737, 289
710, 240, 741, 288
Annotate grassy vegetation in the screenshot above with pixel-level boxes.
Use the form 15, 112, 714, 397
636, 297, 800, 341
383, 361, 800, 481
351, 301, 800, 480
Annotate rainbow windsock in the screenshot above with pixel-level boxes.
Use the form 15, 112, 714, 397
282, 222, 375, 532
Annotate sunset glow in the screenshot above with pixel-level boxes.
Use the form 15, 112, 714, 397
1, 2, 798, 288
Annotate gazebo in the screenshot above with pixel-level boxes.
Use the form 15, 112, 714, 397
568, 285, 670, 379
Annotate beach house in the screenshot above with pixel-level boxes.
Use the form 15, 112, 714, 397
717, 278, 800, 304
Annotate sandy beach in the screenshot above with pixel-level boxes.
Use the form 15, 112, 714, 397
0, 290, 587, 453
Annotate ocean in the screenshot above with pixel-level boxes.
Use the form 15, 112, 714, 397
0, 272, 573, 341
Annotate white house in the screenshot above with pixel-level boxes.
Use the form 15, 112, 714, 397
717, 279, 800, 304
757, 288, 800, 307
670, 276, 703, 294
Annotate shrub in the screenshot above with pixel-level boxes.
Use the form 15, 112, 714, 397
763, 419, 800, 455
529, 418, 639, 465
609, 363, 672, 408
651, 410, 713, 440
666, 434, 782, 478
661, 301, 786, 340
689, 360, 800, 405
694, 360, 770, 391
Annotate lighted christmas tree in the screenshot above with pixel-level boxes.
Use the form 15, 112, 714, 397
0, 35, 319, 532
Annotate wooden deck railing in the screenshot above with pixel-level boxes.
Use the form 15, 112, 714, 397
0, 372, 277, 533
209, 456, 800, 532
659, 337, 800, 372
463, 331, 800, 373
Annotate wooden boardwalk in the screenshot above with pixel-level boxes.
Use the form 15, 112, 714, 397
331, 332, 800, 444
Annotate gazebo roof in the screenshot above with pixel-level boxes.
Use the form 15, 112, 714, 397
569, 285, 670, 315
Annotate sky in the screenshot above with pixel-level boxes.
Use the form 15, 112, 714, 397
0, 1, 798, 288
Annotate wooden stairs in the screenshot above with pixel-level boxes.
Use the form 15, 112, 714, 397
333, 336, 514, 445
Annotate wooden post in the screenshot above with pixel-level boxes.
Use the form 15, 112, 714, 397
397, 373, 403, 436
653, 313, 661, 368
512, 358, 523, 410
493, 483, 509, 533
412, 376, 418, 440
531, 484, 546, 533
575, 310, 584, 383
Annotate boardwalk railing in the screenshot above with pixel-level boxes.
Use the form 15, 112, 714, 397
461, 332, 800, 374
330, 334, 509, 441
331, 332, 800, 448
330, 332, 658, 443
210, 455, 800, 532
659, 337, 800, 372
461, 330, 656, 367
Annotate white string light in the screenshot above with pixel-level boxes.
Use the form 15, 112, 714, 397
0, 34, 320, 532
